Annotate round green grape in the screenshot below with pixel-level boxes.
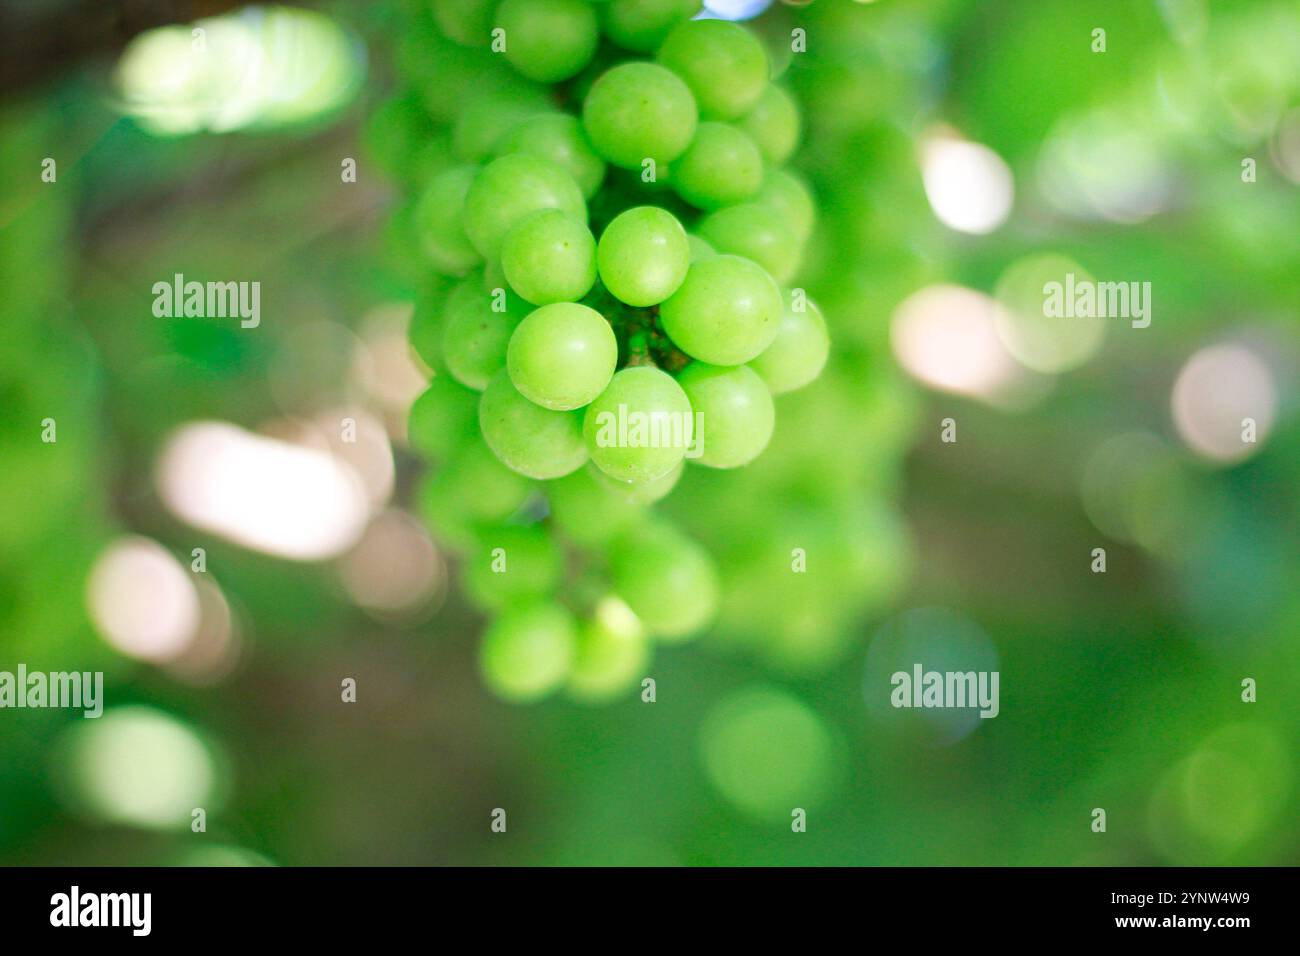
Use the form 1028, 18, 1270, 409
697, 202, 802, 284
496, 0, 599, 83
500, 210, 598, 306
602, 0, 700, 53
596, 206, 690, 306
738, 84, 800, 165
480, 369, 588, 478
546, 465, 644, 547
408, 284, 450, 371
451, 85, 552, 162
441, 277, 528, 390
463, 153, 587, 258
463, 524, 562, 611
495, 113, 606, 198
431, 0, 496, 46
418, 436, 531, 550
609, 522, 719, 640
583, 367, 695, 483
755, 167, 815, 241
659, 254, 782, 365
676, 361, 775, 468
407, 373, 479, 460
582, 62, 697, 170
671, 122, 764, 209
507, 302, 617, 410
414, 165, 481, 274
480, 602, 578, 702
567, 596, 651, 703
656, 18, 768, 120
749, 290, 829, 394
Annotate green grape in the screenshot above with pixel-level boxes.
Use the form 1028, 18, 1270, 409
749, 290, 829, 394
659, 254, 782, 365
451, 85, 552, 162
365, 93, 437, 180
608, 522, 718, 639
408, 283, 450, 371
595, 205, 690, 306
496, 0, 599, 83
592, 457, 683, 503
480, 369, 589, 478
602, 0, 700, 53
462, 524, 563, 611
414, 165, 481, 274
480, 602, 578, 702
686, 233, 715, 261
567, 596, 651, 703
676, 361, 775, 468
582, 62, 698, 170
419, 436, 532, 550
463, 154, 588, 258
441, 277, 528, 390
754, 167, 815, 242
495, 112, 607, 198
583, 366, 695, 483
431, 0, 496, 46
738, 84, 800, 165
696, 202, 802, 284
656, 18, 768, 120
546, 465, 645, 547
507, 302, 616, 410
670, 121, 764, 209
407, 373, 479, 460
500, 210, 598, 306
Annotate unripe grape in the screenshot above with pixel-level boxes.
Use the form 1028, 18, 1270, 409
582, 62, 697, 169
583, 366, 695, 483
754, 167, 815, 242
676, 362, 775, 468
546, 465, 644, 547
431, 0, 496, 47
463, 524, 563, 611
414, 165, 481, 274
441, 277, 528, 390
567, 596, 650, 703
407, 373, 479, 460
738, 84, 801, 165
749, 290, 829, 394
480, 602, 578, 702
596, 205, 690, 306
480, 369, 588, 479
697, 202, 802, 284
659, 254, 782, 365
500, 210, 598, 305
507, 302, 617, 410
671, 122, 764, 210
602, 0, 700, 54
496, 0, 600, 83
408, 283, 450, 371
451, 85, 552, 162
463, 154, 587, 258
608, 522, 718, 640
495, 113, 606, 198
656, 18, 768, 120
418, 436, 531, 551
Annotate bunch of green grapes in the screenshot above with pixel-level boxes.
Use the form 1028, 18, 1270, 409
380, 1, 829, 703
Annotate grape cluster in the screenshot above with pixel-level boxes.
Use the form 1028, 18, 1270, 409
382, 1, 829, 703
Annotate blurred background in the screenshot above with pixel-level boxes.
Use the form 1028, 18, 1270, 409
1, 0, 1298, 866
